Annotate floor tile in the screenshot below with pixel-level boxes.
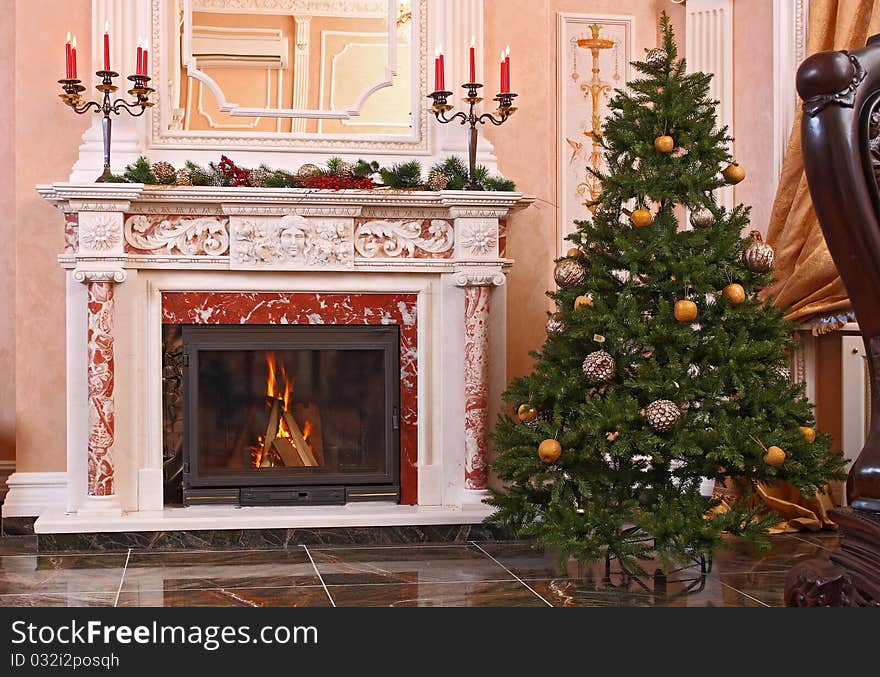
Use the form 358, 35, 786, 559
115, 585, 332, 607
527, 576, 765, 607
710, 534, 831, 575
310, 544, 514, 585
476, 540, 709, 585
0, 553, 128, 595
121, 548, 322, 592
715, 572, 788, 607
0, 592, 117, 607
328, 580, 548, 607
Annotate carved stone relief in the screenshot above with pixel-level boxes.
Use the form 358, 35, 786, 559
229, 213, 354, 269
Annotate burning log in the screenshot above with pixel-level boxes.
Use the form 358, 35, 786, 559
272, 437, 304, 467
259, 398, 282, 468
281, 409, 318, 466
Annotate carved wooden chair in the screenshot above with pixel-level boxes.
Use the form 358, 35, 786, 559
784, 36, 880, 606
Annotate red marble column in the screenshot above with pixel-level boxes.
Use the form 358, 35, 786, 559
86, 279, 116, 497
464, 285, 490, 490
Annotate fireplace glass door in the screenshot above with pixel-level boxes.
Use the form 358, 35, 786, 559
182, 325, 400, 505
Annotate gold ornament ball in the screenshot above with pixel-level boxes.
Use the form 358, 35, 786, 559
538, 439, 562, 464
517, 404, 538, 422
799, 426, 817, 444
764, 445, 786, 467
723, 162, 746, 184
674, 299, 698, 322
631, 208, 654, 228
654, 135, 675, 154
574, 294, 593, 310
722, 283, 746, 305
567, 247, 581, 257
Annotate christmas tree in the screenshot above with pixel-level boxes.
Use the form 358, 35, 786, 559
488, 14, 845, 573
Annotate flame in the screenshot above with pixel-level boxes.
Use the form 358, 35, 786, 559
249, 352, 316, 469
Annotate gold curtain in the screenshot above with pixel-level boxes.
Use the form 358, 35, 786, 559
763, 0, 880, 323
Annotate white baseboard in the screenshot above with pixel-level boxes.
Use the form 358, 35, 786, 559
2, 472, 68, 518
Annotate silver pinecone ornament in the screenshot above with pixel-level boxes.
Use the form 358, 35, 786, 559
775, 366, 792, 382
296, 163, 322, 179
333, 161, 356, 179
743, 230, 775, 273
645, 48, 666, 67
247, 168, 270, 188
427, 170, 449, 191
152, 161, 176, 185
174, 168, 193, 186
546, 312, 569, 336
645, 399, 681, 432
554, 259, 586, 289
582, 350, 616, 384
689, 207, 714, 229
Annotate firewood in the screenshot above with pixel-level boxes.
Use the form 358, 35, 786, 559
259, 398, 281, 468
272, 437, 303, 467
281, 409, 319, 466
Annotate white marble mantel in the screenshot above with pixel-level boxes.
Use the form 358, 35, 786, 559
27, 184, 532, 533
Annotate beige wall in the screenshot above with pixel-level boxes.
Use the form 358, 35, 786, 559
483, 0, 687, 383
733, 0, 776, 234
0, 0, 15, 462
13, 0, 91, 471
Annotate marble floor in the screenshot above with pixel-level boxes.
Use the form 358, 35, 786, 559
0, 531, 838, 607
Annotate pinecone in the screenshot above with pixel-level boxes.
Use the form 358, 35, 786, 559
248, 168, 270, 188
152, 161, 176, 185
427, 170, 449, 191
775, 366, 792, 382
554, 259, 586, 289
546, 312, 568, 336
582, 350, 616, 384
333, 161, 356, 179
524, 411, 549, 432
296, 163, 322, 179
645, 399, 681, 432
174, 168, 193, 186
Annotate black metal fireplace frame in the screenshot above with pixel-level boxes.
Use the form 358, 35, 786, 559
181, 324, 400, 506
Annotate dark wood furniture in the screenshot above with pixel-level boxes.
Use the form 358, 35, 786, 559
784, 36, 880, 606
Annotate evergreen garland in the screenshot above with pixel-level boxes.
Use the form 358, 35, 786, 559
103, 154, 515, 191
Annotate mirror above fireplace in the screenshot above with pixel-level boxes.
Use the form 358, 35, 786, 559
152, 0, 427, 152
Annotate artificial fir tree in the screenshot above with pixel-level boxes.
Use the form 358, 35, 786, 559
488, 14, 845, 573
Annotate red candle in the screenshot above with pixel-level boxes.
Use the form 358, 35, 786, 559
71, 35, 77, 79
500, 49, 506, 92
103, 21, 110, 71
434, 48, 439, 91
142, 46, 148, 76
505, 45, 511, 92
65, 32, 72, 78
136, 38, 143, 76
438, 47, 445, 90
469, 35, 476, 83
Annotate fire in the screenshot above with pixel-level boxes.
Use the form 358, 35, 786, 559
248, 353, 317, 469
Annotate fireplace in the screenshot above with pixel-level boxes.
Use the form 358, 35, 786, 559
180, 325, 400, 506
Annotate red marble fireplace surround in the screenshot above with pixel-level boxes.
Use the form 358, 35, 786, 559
162, 291, 419, 504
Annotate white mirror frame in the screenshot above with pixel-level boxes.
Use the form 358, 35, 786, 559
149, 0, 428, 152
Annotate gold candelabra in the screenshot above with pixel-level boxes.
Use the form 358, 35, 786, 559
59, 69, 155, 182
